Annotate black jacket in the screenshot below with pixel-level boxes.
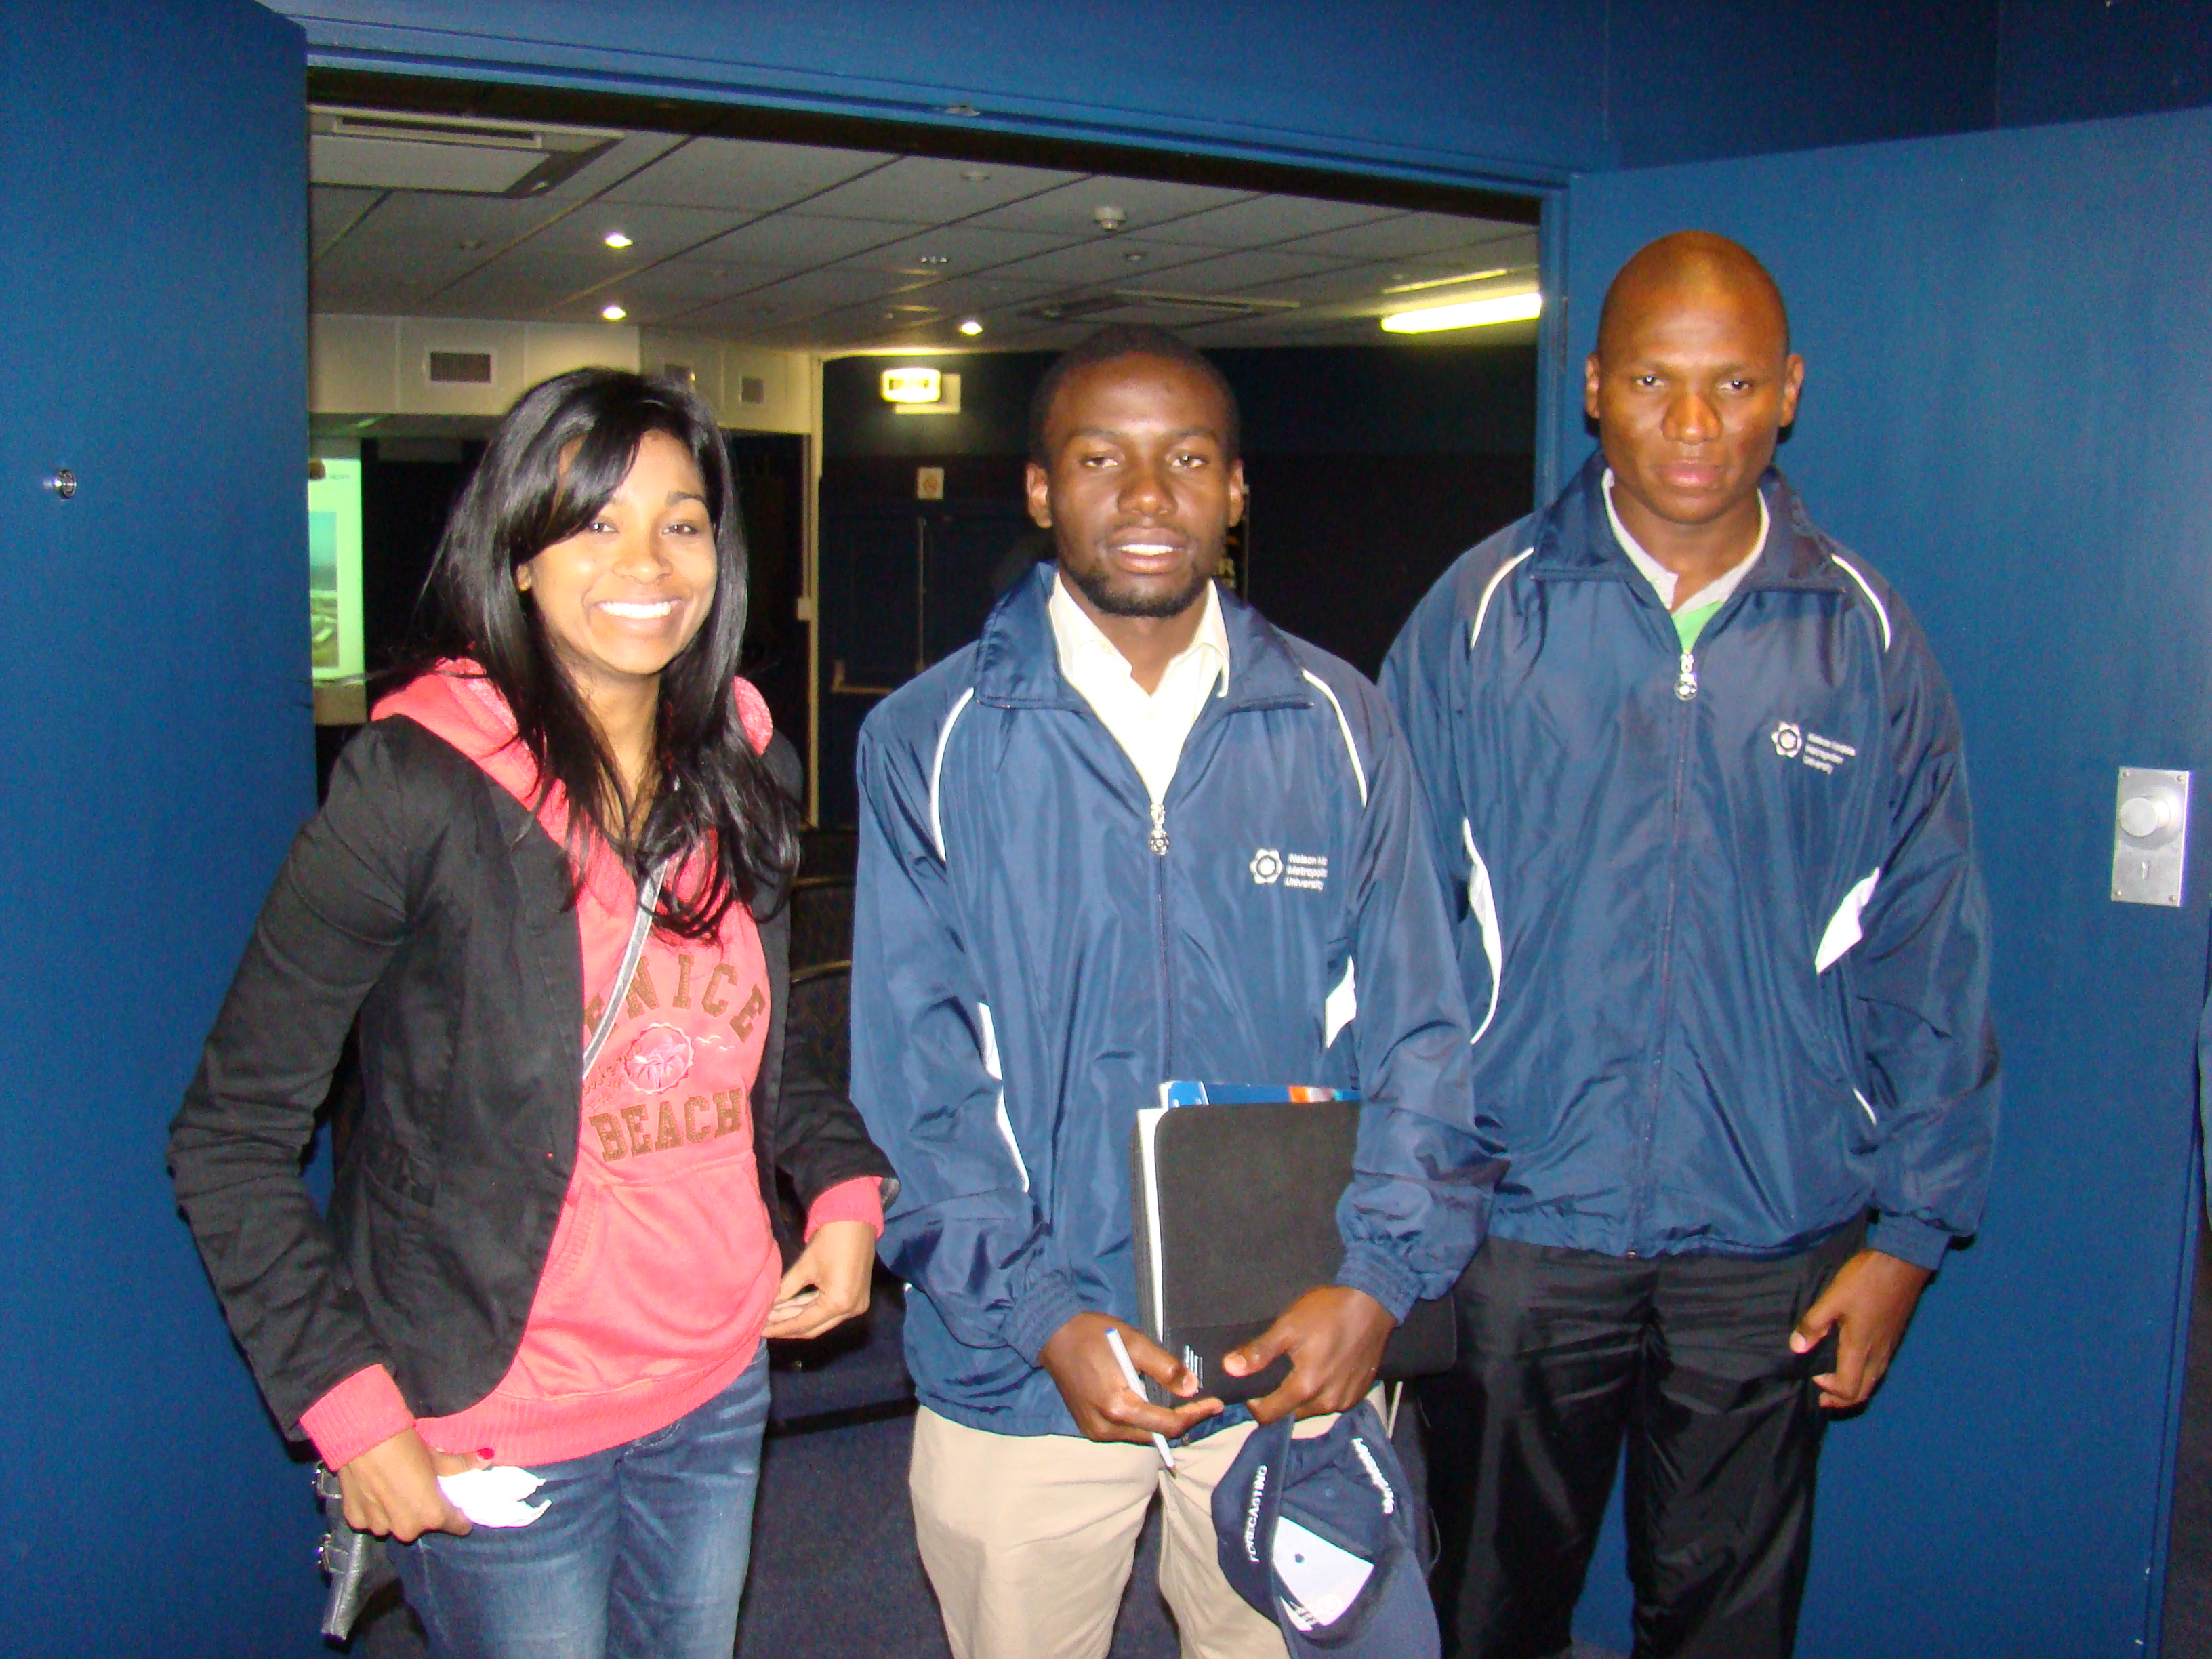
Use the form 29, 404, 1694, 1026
169, 717, 891, 1435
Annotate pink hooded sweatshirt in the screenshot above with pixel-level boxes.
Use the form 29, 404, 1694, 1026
300, 665, 880, 1469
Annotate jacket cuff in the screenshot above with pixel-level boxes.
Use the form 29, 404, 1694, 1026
804, 1176, 885, 1241
299, 1365, 415, 1470
1333, 1245, 1420, 1324
1866, 1214, 1953, 1273
1005, 1271, 1090, 1368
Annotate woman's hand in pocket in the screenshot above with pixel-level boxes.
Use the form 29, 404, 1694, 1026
762, 1219, 876, 1340
338, 1429, 487, 1541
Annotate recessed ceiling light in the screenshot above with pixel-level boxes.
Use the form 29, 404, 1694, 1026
961, 169, 991, 182
1124, 251, 1147, 263
602, 230, 632, 249
958, 318, 983, 336
1380, 289, 1541, 333
455, 239, 486, 251
600, 303, 628, 321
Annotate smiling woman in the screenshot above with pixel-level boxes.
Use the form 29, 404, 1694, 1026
168, 367, 895, 1659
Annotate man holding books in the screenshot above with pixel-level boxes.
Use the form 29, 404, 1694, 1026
1382, 232, 2000, 1657
851, 325, 1498, 1659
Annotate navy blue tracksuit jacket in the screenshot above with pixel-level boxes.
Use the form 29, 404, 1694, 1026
852, 566, 1499, 1436
1382, 456, 1999, 1272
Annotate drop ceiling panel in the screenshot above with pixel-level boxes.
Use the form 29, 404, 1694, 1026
312, 187, 384, 256
541, 131, 689, 201
1132, 248, 1366, 293
682, 267, 920, 331
605, 136, 891, 212
306, 114, 1543, 354
314, 191, 578, 302
801, 156, 1087, 224
1281, 212, 1528, 262
1225, 264, 1398, 304
516, 207, 760, 301
1141, 194, 1399, 249
968, 176, 1259, 239
600, 259, 797, 311
981, 236, 1211, 289
691, 213, 922, 268
840, 223, 1078, 278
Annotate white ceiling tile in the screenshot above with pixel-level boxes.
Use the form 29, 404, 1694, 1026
800, 156, 1088, 224
839, 223, 1078, 278
1279, 212, 1530, 262
687, 267, 918, 329
528, 202, 755, 262
692, 213, 922, 267
968, 176, 1258, 239
1225, 264, 1401, 304
1375, 233, 1542, 285
310, 186, 384, 255
1141, 194, 1399, 249
605, 136, 892, 212
979, 236, 1212, 289
600, 259, 795, 310
314, 190, 575, 296
1130, 248, 1364, 293
541, 131, 688, 201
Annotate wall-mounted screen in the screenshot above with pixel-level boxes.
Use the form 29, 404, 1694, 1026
308, 457, 363, 680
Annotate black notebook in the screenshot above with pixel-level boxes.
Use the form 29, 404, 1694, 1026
1129, 1082, 1456, 1406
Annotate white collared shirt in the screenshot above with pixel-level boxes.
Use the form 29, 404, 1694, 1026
1603, 467, 1770, 613
1048, 572, 1229, 810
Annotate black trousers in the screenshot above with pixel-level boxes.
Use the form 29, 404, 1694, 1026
1421, 1222, 1862, 1659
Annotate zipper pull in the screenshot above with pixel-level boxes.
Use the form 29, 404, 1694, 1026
1148, 802, 1170, 856
1675, 649, 1699, 702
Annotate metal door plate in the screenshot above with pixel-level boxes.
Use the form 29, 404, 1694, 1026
2112, 766, 2190, 906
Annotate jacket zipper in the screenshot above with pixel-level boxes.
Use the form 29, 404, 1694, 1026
1151, 800, 1173, 1073
1629, 632, 1699, 1253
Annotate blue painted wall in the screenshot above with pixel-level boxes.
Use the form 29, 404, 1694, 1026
1559, 107, 2212, 1656
0, 1, 317, 1652
271, 1, 2212, 181
2, 0, 2201, 1650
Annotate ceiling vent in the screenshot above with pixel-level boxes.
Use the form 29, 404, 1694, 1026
426, 351, 493, 385
310, 106, 622, 197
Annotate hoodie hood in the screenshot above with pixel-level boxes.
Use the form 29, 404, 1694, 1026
373, 660, 775, 907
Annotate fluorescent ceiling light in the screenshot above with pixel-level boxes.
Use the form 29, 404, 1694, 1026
881, 367, 942, 403
602, 230, 632, 249
1381, 290, 1542, 333
600, 304, 627, 321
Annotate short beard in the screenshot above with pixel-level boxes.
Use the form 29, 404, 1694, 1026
1060, 558, 1215, 621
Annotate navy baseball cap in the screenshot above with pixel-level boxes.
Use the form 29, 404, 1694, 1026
1212, 1404, 1439, 1658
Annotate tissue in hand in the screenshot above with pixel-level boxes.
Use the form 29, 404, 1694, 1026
437, 1465, 549, 1528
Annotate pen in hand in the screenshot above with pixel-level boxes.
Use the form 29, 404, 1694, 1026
1104, 1325, 1177, 1471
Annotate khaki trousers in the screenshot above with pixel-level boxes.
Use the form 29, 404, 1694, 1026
909, 1406, 1338, 1659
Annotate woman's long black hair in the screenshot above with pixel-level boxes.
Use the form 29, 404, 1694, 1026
415, 367, 797, 937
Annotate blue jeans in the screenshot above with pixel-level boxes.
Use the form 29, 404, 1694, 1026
393, 1347, 770, 1659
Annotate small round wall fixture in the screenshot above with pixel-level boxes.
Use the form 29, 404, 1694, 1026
600, 303, 627, 321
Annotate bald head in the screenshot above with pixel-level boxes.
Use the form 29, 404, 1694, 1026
1595, 231, 1790, 363
1582, 230, 1804, 569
